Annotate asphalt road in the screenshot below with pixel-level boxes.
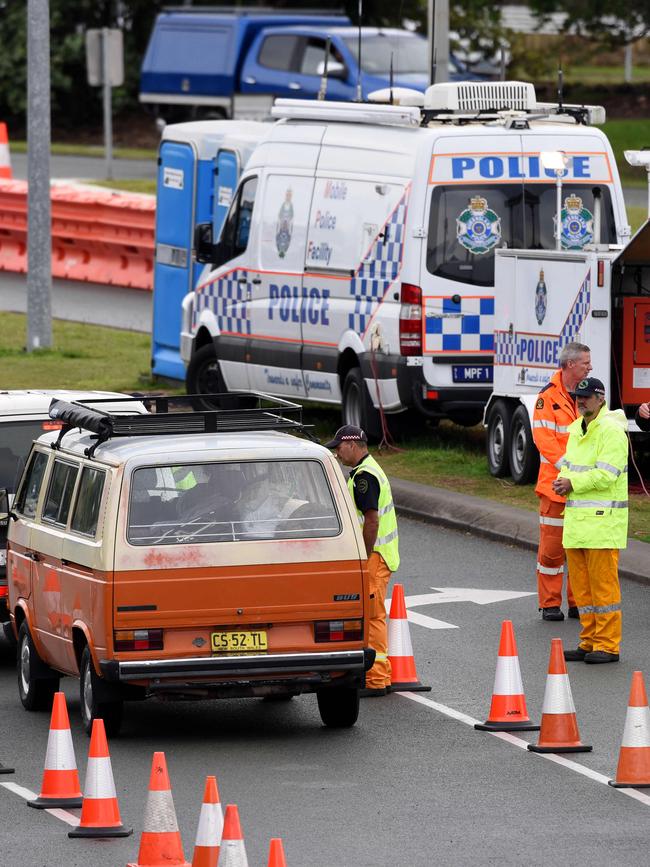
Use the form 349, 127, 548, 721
1, 517, 650, 866
11, 153, 156, 183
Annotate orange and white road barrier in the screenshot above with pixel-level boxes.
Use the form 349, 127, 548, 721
217, 805, 248, 867
29, 691, 83, 809
192, 776, 224, 867
0, 123, 11, 179
267, 838, 287, 867
609, 671, 650, 787
528, 638, 592, 754
69, 718, 132, 839
128, 751, 190, 867
387, 583, 431, 692
475, 620, 539, 732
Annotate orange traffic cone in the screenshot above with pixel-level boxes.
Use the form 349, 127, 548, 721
609, 671, 650, 787
528, 638, 592, 753
127, 752, 190, 867
69, 718, 132, 838
267, 838, 287, 867
387, 583, 431, 692
29, 692, 82, 808
191, 776, 223, 867
475, 620, 539, 732
217, 805, 248, 867
0, 123, 11, 179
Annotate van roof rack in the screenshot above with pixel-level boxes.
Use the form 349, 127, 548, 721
48, 393, 314, 458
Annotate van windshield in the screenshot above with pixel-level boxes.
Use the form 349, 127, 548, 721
426, 183, 616, 287
0, 421, 57, 494
343, 34, 427, 75
128, 460, 341, 545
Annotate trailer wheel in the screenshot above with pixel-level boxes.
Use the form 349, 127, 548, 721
509, 405, 539, 485
341, 368, 380, 441
486, 400, 512, 477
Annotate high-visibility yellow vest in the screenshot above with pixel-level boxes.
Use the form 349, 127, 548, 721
172, 467, 197, 491
348, 454, 400, 572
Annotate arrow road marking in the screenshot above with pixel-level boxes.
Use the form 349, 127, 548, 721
386, 587, 536, 632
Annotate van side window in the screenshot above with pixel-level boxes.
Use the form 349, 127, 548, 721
257, 35, 300, 71
14, 451, 48, 519
221, 176, 258, 258
42, 460, 79, 527
70, 467, 106, 537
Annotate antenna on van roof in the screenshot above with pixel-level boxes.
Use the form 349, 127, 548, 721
431, 48, 437, 89
356, 0, 363, 101
557, 59, 564, 113
389, 52, 394, 105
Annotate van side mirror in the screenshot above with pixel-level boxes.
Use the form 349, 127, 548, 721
317, 60, 347, 80
194, 222, 215, 265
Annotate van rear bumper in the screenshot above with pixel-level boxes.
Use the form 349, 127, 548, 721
100, 648, 374, 682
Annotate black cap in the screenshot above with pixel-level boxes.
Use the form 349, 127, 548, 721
324, 424, 368, 449
571, 377, 606, 398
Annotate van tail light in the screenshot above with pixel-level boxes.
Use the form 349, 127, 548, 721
114, 629, 163, 652
315, 620, 363, 642
597, 259, 605, 287
399, 283, 422, 356
0, 586, 7, 598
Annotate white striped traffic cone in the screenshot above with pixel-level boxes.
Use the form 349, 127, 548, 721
29, 692, 82, 808
387, 583, 431, 692
192, 776, 224, 867
528, 638, 592, 753
217, 805, 248, 867
609, 671, 650, 787
0, 123, 11, 179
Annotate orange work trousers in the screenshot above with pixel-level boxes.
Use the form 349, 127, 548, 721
366, 551, 392, 689
536, 495, 575, 609
565, 548, 622, 654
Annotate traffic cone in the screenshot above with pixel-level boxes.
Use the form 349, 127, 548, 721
191, 776, 223, 867
69, 718, 132, 838
475, 620, 539, 732
29, 692, 83, 808
609, 671, 650, 787
217, 805, 248, 867
127, 752, 190, 867
528, 638, 592, 753
0, 760, 14, 774
387, 583, 431, 692
267, 838, 287, 867
0, 123, 11, 179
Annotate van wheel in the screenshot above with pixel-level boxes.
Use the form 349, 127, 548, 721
509, 405, 539, 485
486, 400, 512, 477
186, 344, 226, 399
341, 368, 380, 441
317, 686, 360, 728
80, 646, 123, 737
17, 622, 59, 711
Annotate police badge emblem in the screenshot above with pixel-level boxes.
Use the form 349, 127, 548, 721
554, 195, 594, 250
456, 196, 501, 255
275, 188, 294, 258
535, 268, 547, 326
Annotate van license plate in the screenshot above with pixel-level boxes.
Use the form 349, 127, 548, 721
211, 631, 268, 653
452, 365, 493, 383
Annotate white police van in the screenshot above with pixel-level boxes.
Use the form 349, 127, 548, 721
180, 81, 629, 437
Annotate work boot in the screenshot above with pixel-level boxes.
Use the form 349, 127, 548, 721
541, 606, 564, 621
360, 687, 387, 697
567, 607, 579, 619
564, 647, 589, 661
584, 651, 619, 664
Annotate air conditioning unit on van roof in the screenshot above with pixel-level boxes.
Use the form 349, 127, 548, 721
424, 81, 537, 112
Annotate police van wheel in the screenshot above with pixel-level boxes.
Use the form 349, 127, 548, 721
17, 622, 60, 712
509, 405, 539, 485
186, 344, 227, 405
486, 400, 512, 477
317, 686, 360, 728
342, 368, 380, 441
80, 646, 123, 737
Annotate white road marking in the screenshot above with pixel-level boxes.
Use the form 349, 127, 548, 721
0, 781, 81, 826
405, 609, 458, 630
399, 692, 650, 808
385, 587, 536, 631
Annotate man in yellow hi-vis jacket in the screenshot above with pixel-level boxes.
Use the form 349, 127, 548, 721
552, 378, 628, 664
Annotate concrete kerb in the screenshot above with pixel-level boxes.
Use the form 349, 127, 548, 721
389, 476, 650, 587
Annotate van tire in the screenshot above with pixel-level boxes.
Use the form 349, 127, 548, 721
17, 622, 60, 712
509, 405, 539, 485
316, 685, 360, 728
486, 400, 512, 477
186, 344, 226, 400
80, 646, 123, 737
341, 368, 380, 441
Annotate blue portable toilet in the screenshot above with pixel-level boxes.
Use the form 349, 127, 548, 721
152, 120, 269, 380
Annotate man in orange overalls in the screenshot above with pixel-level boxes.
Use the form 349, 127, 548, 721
533, 341, 591, 621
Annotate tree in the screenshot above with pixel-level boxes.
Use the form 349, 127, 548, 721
528, 0, 650, 47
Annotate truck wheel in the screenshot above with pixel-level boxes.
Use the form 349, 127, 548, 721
79, 646, 123, 737
341, 368, 380, 441
316, 686, 360, 728
509, 405, 539, 485
17, 622, 59, 712
186, 344, 228, 406
486, 400, 512, 477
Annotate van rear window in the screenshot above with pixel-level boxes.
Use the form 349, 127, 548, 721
128, 460, 341, 546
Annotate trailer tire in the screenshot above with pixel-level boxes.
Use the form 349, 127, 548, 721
341, 368, 381, 441
486, 400, 512, 477
509, 405, 539, 485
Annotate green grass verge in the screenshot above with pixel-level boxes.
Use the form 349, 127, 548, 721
602, 120, 650, 186
10, 141, 156, 160
628, 206, 647, 233
91, 179, 157, 195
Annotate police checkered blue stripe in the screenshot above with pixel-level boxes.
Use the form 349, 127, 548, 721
560, 272, 591, 344
425, 296, 495, 352
195, 270, 251, 335
348, 194, 408, 334
494, 330, 515, 365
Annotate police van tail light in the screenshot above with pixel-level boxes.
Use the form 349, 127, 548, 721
315, 620, 363, 642
114, 629, 163, 652
399, 283, 422, 356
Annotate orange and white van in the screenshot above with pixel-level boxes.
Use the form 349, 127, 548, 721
6, 395, 372, 734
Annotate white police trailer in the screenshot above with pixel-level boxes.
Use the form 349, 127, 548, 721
180, 81, 630, 439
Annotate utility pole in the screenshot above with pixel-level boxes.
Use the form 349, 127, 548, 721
26, 0, 53, 351
428, 0, 449, 86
